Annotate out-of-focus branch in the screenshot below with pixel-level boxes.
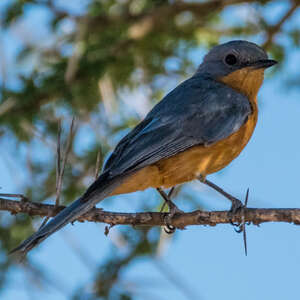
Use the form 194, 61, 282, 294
1, 196, 300, 227
93, 0, 273, 40
64, 18, 89, 84
263, 1, 300, 49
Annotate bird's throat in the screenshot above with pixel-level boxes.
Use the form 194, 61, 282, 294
218, 68, 265, 102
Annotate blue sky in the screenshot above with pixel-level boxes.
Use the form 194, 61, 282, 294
1, 1, 300, 300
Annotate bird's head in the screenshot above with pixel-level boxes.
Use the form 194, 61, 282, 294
197, 40, 277, 100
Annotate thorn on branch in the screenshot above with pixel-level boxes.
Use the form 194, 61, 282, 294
243, 188, 249, 256
233, 188, 250, 256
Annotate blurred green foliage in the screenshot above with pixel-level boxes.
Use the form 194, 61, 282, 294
0, 0, 299, 299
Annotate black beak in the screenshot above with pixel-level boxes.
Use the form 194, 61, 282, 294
249, 59, 278, 69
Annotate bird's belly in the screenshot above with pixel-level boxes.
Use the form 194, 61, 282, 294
112, 112, 257, 195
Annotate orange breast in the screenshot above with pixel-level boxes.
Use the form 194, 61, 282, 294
111, 104, 258, 195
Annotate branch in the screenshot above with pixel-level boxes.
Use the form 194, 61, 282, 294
1, 197, 300, 228
262, 1, 300, 49
103, 0, 274, 40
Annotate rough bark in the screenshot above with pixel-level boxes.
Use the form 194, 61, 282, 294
2, 197, 300, 228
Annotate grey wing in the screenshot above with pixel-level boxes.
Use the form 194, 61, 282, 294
104, 76, 252, 177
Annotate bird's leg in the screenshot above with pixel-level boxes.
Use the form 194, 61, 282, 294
156, 187, 183, 234
198, 175, 244, 213
157, 187, 182, 215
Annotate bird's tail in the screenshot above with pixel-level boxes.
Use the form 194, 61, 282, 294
10, 173, 125, 255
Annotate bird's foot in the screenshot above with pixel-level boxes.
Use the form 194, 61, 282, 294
228, 189, 249, 229
164, 202, 184, 234
226, 194, 244, 229
229, 197, 244, 214
164, 204, 184, 234
197, 176, 250, 255
156, 187, 183, 234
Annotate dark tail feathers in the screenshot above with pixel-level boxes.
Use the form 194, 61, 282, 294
10, 173, 124, 255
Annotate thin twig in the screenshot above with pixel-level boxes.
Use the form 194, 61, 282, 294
39, 119, 74, 230
39, 120, 62, 229
263, 1, 299, 49
94, 149, 102, 180
56, 120, 62, 197
55, 117, 75, 206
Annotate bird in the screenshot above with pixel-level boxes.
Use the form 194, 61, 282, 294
11, 40, 277, 254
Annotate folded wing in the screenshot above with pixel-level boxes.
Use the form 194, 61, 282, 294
104, 75, 252, 177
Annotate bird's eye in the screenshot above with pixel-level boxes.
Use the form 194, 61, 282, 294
224, 54, 237, 66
